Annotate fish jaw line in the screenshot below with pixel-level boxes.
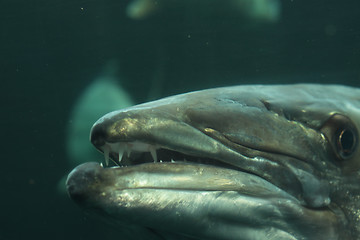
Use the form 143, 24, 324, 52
90, 138, 297, 197
67, 161, 299, 202
90, 140, 304, 205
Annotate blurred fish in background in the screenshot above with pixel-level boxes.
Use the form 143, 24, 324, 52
126, 0, 281, 23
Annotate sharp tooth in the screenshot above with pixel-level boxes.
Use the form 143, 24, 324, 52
150, 148, 158, 163
104, 146, 110, 166
118, 149, 124, 163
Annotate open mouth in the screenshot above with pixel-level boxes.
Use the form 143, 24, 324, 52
98, 141, 238, 171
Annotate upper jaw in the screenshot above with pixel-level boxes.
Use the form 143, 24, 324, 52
89, 109, 245, 168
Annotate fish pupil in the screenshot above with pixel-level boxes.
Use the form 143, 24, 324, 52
337, 128, 356, 157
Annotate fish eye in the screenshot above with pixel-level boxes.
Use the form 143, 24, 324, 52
320, 114, 358, 161
336, 127, 357, 159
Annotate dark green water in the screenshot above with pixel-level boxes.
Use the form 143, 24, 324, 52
1, 0, 359, 239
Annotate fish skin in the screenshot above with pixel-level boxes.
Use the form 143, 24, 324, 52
67, 84, 360, 239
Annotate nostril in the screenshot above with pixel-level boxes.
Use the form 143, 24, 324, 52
90, 123, 106, 147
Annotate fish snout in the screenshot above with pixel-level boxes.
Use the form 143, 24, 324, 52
66, 162, 103, 205
90, 122, 107, 148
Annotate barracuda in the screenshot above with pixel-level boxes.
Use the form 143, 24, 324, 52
66, 84, 360, 240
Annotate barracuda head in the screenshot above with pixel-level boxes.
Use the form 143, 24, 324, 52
67, 84, 360, 240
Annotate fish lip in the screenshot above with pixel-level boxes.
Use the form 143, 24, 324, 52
66, 161, 299, 201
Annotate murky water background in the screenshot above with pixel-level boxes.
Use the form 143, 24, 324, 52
1, 0, 359, 239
